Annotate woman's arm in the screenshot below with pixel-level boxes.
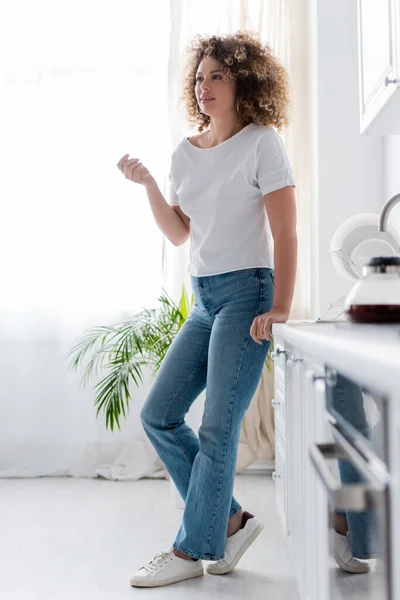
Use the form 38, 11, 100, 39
145, 178, 190, 246
250, 185, 297, 344
116, 154, 188, 246
264, 185, 297, 314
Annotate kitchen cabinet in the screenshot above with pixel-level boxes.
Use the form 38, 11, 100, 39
271, 341, 288, 536
271, 321, 400, 600
272, 336, 329, 600
357, 0, 400, 134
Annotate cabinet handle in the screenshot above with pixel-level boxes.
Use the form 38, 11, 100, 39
271, 348, 288, 360
271, 399, 281, 408
384, 76, 400, 86
272, 471, 281, 481
287, 354, 303, 367
309, 423, 388, 511
305, 368, 337, 387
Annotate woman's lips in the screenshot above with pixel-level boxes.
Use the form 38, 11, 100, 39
201, 98, 215, 103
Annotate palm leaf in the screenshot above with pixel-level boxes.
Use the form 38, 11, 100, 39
66, 284, 273, 430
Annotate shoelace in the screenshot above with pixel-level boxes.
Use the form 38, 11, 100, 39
143, 549, 173, 572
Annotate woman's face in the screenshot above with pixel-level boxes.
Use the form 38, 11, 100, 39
195, 57, 236, 117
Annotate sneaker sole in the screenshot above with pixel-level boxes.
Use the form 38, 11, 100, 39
130, 569, 204, 587
206, 522, 264, 575
333, 552, 370, 574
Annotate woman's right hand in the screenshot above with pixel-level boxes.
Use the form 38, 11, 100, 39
117, 153, 154, 186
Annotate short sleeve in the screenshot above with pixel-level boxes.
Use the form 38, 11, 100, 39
168, 173, 180, 206
256, 130, 295, 196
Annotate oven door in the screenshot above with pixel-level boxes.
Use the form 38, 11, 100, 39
310, 419, 391, 600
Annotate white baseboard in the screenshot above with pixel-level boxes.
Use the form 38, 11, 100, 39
243, 459, 275, 473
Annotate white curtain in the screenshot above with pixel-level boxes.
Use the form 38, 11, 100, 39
0, 0, 311, 479
0, 1, 172, 478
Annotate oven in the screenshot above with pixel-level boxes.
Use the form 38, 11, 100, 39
310, 366, 392, 600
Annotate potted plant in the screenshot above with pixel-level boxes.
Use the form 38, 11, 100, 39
65, 285, 274, 432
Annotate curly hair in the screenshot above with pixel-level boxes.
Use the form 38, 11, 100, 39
179, 31, 291, 133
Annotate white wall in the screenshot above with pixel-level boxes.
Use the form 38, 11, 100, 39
383, 136, 400, 232
311, 0, 384, 319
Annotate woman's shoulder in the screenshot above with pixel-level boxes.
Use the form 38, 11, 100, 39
250, 123, 280, 140
170, 136, 189, 164
251, 124, 286, 154
169, 135, 193, 177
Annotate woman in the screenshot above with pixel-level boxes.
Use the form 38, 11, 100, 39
117, 31, 297, 588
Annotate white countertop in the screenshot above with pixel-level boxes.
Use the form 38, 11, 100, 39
272, 320, 400, 396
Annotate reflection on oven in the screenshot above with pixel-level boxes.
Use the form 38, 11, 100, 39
326, 372, 390, 600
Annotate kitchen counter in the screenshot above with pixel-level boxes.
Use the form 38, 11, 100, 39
272, 320, 400, 396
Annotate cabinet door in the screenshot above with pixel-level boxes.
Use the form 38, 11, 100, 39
358, 0, 400, 133
302, 357, 330, 600
285, 345, 303, 554
274, 428, 287, 534
273, 337, 287, 437
307, 367, 330, 600
272, 336, 288, 535
282, 348, 329, 600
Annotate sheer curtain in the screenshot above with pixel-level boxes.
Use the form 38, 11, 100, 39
0, 0, 312, 480
163, 0, 312, 472
0, 1, 172, 478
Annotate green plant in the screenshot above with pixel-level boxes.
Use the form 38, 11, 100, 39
65, 285, 274, 432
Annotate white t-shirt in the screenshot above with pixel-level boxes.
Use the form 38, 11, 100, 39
168, 122, 295, 277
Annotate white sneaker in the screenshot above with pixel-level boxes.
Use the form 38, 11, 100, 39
332, 530, 370, 574
129, 547, 204, 587
206, 514, 264, 575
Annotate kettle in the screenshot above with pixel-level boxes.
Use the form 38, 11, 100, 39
344, 256, 400, 323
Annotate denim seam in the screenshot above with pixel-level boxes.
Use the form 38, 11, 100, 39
204, 283, 263, 551
205, 423, 232, 548
270, 270, 275, 286
258, 268, 263, 307
229, 506, 243, 517
166, 431, 194, 466
255, 269, 268, 335
205, 330, 253, 554
162, 356, 208, 466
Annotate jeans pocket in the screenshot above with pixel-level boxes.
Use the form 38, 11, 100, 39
258, 268, 274, 287
255, 269, 274, 313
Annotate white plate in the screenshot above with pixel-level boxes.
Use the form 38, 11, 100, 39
329, 213, 400, 281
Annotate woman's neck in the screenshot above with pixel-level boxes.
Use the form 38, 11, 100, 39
206, 116, 244, 147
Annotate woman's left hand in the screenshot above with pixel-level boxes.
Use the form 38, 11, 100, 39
250, 307, 290, 345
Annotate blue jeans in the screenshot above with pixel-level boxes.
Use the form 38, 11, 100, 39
140, 267, 274, 560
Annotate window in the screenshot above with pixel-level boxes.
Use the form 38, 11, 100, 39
0, 1, 170, 312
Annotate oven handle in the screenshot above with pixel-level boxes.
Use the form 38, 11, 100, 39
309, 425, 388, 511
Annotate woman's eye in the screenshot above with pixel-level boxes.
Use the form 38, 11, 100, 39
195, 74, 222, 82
